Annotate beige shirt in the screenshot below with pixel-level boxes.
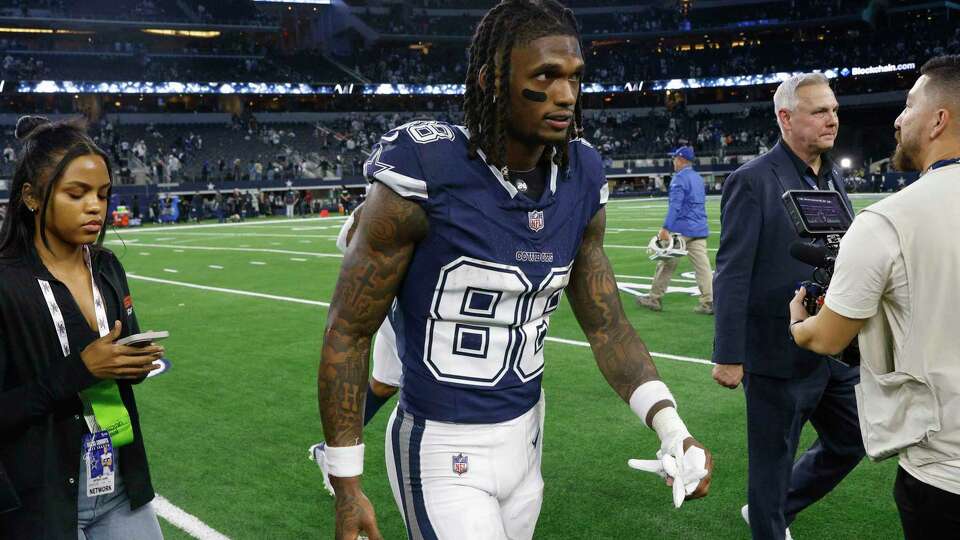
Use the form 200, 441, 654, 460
826, 163, 960, 495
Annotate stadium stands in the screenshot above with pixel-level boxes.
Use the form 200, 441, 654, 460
0, 0, 951, 201
2, 1, 955, 84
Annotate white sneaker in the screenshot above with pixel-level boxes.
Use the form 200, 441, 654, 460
741, 505, 793, 540
309, 442, 336, 497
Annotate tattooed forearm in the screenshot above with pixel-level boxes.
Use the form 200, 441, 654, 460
318, 183, 428, 446
567, 208, 660, 402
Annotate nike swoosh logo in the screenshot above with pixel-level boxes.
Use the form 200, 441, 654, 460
532, 428, 540, 448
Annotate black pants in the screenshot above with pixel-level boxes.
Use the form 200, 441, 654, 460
743, 361, 864, 539
894, 466, 960, 539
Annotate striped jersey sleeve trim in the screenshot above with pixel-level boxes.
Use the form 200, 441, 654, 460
373, 168, 429, 200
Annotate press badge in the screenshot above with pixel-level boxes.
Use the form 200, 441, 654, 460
82, 430, 116, 496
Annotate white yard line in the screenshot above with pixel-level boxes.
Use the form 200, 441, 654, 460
126, 275, 709, 365
606, 244, 718, 252
118, 231, 338, 239
107, 241, 344, 258
542, 336, 710, 366
111, 216, 348, 234
615, 274, 698, 284
127, 274, 331, 307
153, 495, 231, 540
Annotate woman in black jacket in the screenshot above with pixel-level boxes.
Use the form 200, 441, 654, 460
0, 116, 164, 539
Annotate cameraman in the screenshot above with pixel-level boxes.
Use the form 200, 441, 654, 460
790, 55, 960, 538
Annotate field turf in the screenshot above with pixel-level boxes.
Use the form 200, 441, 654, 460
111, 194, 901, 539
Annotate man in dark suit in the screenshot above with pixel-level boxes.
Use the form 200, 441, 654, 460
711, 73, 865, 540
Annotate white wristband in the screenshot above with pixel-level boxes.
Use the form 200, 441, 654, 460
629, 380, 677, 426
324, 443, 365, 478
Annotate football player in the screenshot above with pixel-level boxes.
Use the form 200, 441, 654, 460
317, 2, 713, 539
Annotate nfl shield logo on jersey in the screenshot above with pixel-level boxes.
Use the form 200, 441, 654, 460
528, 210, 544, 232
452, 453, 468, 476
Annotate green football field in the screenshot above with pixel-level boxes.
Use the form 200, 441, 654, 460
110, 194, 902, 540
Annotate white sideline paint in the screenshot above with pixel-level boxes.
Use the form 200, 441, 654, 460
139, 252, 151, 256
163, 268, 179, 273
208, 265, 224, 270
106, 241, 344, 259
290, 258, 308, 262
125, 275, 709, 365
153, 494, 231, 540
250, 261, 267, 266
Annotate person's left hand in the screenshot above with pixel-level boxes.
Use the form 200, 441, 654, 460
628, 436, 713, 508
789, 287, 811, 323
658, 228, 671, 243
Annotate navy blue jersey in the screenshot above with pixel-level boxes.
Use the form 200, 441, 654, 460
365, 121, 608, 423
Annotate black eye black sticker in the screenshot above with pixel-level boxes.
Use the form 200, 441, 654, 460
522, 88, 548, 102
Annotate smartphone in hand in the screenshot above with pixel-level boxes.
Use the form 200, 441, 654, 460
116, 331, 169, 347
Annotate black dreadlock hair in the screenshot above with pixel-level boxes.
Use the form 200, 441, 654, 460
463, 0, 583, 176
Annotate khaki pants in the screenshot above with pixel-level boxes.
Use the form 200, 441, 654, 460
649, 236, 713, 304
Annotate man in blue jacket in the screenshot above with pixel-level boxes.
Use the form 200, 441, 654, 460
711, 73, 864, 540
637, 146, 713, 314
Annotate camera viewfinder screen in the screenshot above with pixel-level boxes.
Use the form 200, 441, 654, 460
792, 192, 852, 232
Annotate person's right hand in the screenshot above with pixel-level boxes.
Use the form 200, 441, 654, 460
331, 477, 383, 540
80, 321, 163, 380
712, 363, 744, 389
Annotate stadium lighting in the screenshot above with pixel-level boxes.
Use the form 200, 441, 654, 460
143, 29, 221, 38
0, 27, 54, 34
840, 158, 852, 169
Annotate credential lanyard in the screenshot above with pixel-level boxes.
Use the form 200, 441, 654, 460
36, 246, 134, 447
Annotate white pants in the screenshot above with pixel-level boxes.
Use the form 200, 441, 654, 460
371, 319, 402, 388
385, 394, 545, 540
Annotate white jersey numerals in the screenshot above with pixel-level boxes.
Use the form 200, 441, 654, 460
382, 121, 455, 145
423, 256, 570, 387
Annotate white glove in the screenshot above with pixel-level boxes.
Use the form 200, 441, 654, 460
628, 438, 708, 508
308, 443, 336, 497
627, 405, 708, 508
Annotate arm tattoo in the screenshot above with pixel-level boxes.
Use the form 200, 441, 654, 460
567, 208, 660, 402
318, 183, 428, 446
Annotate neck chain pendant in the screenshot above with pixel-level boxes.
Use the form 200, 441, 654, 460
501, 165, 527, 192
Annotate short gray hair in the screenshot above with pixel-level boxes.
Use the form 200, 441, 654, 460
773, 73, 830, 130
